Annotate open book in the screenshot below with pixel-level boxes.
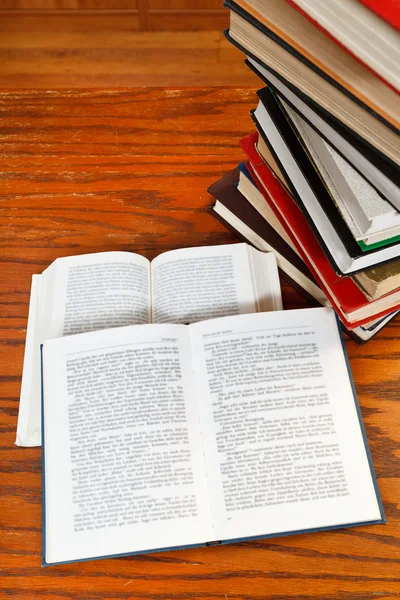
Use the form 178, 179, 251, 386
17, 243, 282, 447
42, 307, 384, 565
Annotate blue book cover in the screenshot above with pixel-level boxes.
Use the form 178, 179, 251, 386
40, 311, 385, 566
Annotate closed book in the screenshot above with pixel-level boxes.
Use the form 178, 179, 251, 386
284, 0, 400, 91
355, 262, 400, 300
357, 0, 400, 30
240, 131, 400, 328
276, 101, 400, 248
253, 87, 400, 274
208, 166, 319, 286
225, 12, 400, 168
237, 157, 400, 302
208, 167, 398, 341
226, 0, 400, 124
246, 57, 400, 207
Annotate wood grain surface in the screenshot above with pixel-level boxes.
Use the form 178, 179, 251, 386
0, 21, 259, 87
0, 88, 399, 600
0, 0, 228, 33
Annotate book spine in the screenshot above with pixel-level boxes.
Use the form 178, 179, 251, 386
357, 0, 400, 31
282, 0, 400, 94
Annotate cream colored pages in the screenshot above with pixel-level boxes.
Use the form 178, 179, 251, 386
151, 243, 282, 323
189, 308, 381, 540
289, 0, 400, 92
229, 12, 400, 164
235, 0, 400, 117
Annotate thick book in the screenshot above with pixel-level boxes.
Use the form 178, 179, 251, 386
253, 131, 400, 300
284, 0, 400, 91
226, 0, 400, 125
253, 88, 400, 274
208, 166, 327, 304
278, 101, 400, 248
254, 89, 400, 259
240, 132, 400, 327
225, 12, 400, 168
41, 307, 385, 565
17, 244, 281, 447
255, 120, 400, 250
358, 0, 400, 31
254, 90, 400, 257
208, 167, 399, 341
246, 57, 400, 207
256, 134, 292, 194
236, 163, 400, 334
355, 262, 400, 300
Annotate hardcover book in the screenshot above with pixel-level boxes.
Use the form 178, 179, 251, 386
226, 0, 400, 124
357, 0, 400, 30
240, 132, 400, 327
225, 12, 400, 167
207, 167, 399, 341
278, 100, 400, 247
236, 157, 400, 302
252, 88, 400, 274
355, 262, 400, 300
285, 0, 400, 91
246, 57, 400, 205
41, 307, 385, 565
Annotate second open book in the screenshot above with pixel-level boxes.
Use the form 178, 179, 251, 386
17, 243, 282, 446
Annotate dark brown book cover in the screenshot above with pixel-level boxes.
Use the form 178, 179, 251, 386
207, 167, 393, 343
207, 167, 313, 280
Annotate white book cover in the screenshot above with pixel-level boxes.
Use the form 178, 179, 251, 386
282, 101, 400, 239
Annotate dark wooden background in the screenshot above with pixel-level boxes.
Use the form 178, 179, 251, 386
0, 0, 228, 31
0, 88, 399, 600
0, 0, 255, 88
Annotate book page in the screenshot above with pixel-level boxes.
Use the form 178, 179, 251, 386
48, 251, 150, 337
16, 275, 42, 446
248, 246, 283, 312
42, 324, 213, 565
151, 243, 277, 324
189, 308, 382, 541
17, 251, 150, 447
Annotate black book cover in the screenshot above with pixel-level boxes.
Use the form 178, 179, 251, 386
208, 167, 313, 279
223, 27, 400, 176
252, 89, 400, 274
225, 0, 399, 135
207, 169, 384, 344
255, 87, 400, 259
244, 56, 400, 186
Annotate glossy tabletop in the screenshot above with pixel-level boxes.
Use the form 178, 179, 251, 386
0, 88, 399, 600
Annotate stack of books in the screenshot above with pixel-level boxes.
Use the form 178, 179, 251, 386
209, 0, 400, 343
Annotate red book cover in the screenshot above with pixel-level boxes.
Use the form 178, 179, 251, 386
240, 132, 400, 328
283, 0, 399, 93
357, 0, 400, 31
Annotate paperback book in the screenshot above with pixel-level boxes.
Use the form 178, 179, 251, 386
17, 244, 281, 447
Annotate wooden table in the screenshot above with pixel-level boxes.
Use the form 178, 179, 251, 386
0, 88, 399, 600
